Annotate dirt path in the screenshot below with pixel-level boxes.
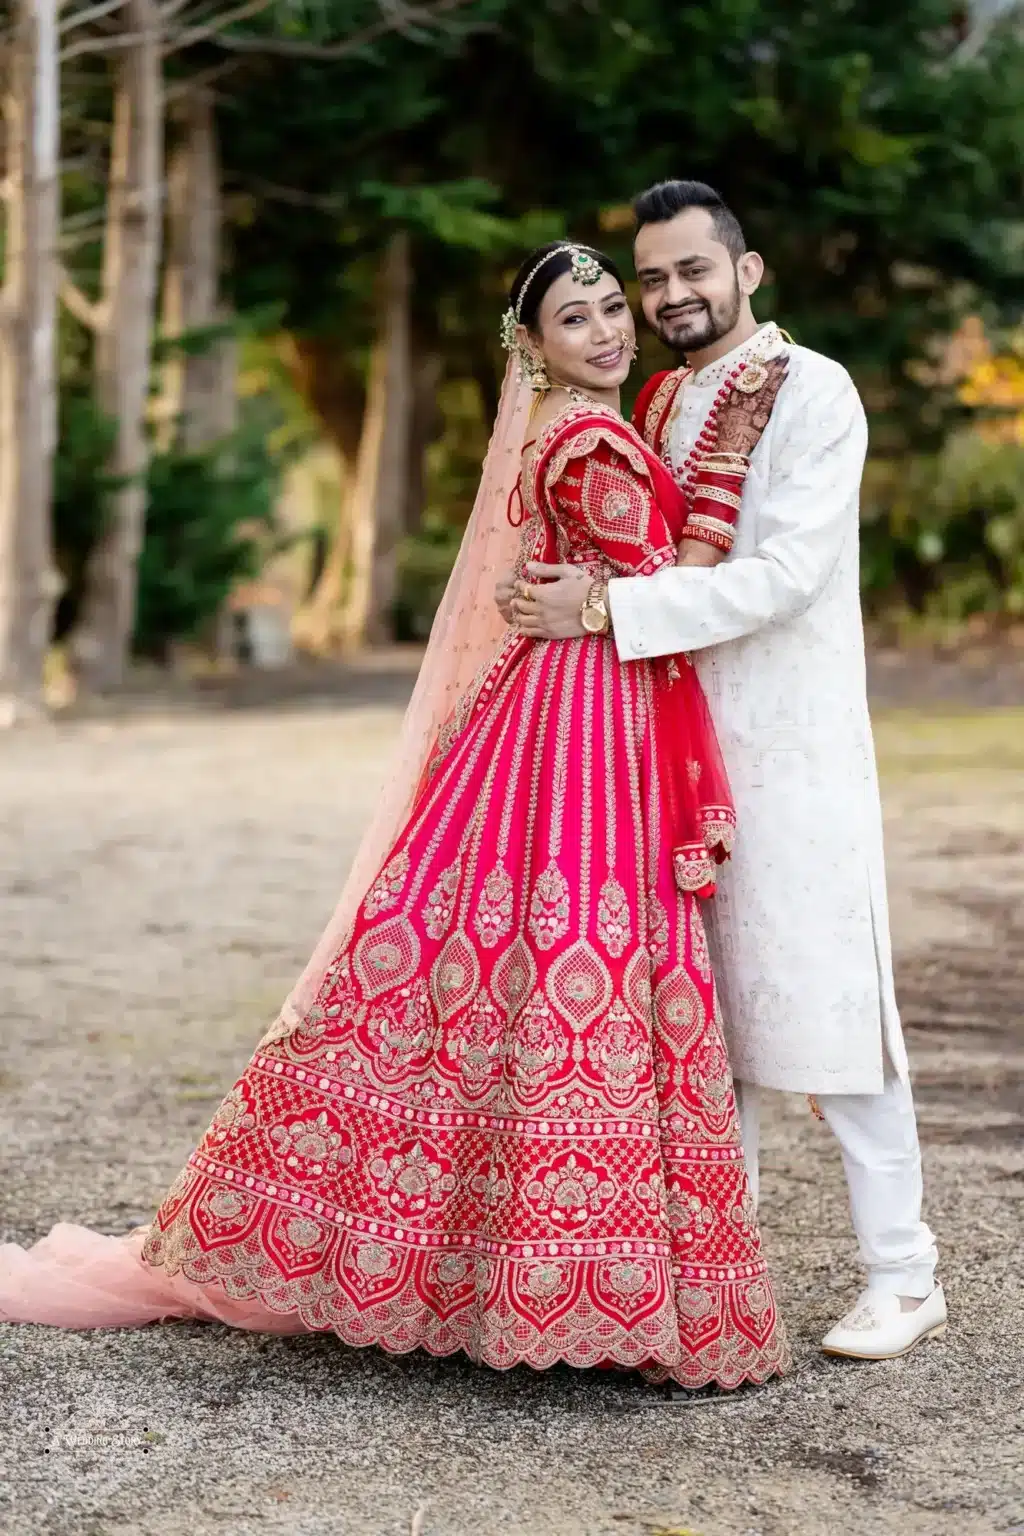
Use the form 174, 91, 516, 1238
1, 698, 1021, 1536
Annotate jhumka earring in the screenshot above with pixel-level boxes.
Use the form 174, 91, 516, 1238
500, 306, 550, 391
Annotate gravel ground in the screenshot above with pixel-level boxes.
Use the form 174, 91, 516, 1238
1, 677, 1022, 1536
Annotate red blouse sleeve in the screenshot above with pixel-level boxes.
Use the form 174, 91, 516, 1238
544, 423, 678, 577
630, 371, 672, 441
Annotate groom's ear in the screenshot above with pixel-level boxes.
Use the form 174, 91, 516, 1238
737, 251, 764, 296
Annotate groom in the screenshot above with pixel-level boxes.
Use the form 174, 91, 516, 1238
501, 179, 944, 1359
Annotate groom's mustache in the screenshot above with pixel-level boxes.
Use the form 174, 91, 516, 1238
657, 300, 709, 324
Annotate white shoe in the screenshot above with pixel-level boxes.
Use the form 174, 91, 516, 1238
821, 1283, 947, 1360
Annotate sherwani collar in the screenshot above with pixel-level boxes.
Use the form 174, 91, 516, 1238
687, 321, 786, 390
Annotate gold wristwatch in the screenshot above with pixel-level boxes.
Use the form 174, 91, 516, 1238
581, 580, 611, 636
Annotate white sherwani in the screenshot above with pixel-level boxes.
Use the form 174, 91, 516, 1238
608, 323, 906, 1095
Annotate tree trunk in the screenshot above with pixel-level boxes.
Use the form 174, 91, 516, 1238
0, 0, 60, 724
70, 0, 163, 691
282, 333, 363, 654
155, 87, 234, 453
404, 347, 442, 535
339, 232, 412, 649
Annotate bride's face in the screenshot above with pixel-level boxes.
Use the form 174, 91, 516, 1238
526, 270, 635, 392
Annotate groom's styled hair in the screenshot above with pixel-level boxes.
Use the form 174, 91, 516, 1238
632, 180, 746, 263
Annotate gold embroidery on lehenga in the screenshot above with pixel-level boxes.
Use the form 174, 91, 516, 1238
525, 1150, 616, 1229
269, 1109, 354, 1179
585, 998, 648, 1099
689, 902, 712, 983
528, 859, 571, 950
653, 964, 706, 1055
352, 915, 421, 1001
423, 861, 461, 940
491, 936, 537, 1023
546, 937, 613, 1032
368, 1139, 458, 1218
473, 863, 514, 948
445, 989, 505, 1097
429, 928, 482, 1022
140, 395, 790, 1392
510, 990, 568, 1094
362, 850, 411, 920
366, 976, 433, 1078
597, 875, 631, 957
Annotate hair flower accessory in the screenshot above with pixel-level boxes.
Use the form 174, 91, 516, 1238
500, 308, 518, 353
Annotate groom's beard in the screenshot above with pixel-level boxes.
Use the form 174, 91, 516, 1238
652, 271, 743, 356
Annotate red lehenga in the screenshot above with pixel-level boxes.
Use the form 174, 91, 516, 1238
0, 401, 789, 1389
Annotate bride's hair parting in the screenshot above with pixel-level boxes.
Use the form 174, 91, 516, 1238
509, 242, 625, 333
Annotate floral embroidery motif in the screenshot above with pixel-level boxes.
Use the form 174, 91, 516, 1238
525, 1151, 616, 1230
368, 1140, 458, 1218
444, 989, 505, 1098
429, 929, 481, 1022
689, 903, 712, 983
283, 1216, 325, 1253
524, 1261, 570, 1300
363, 851, 410, 920
654, 964, 706, 1055
473, 863, 514, 948
269, 1109, 354, 1180
209, 1084, 257, 1143
352, 915, 421, 1002
666, 1179, 718, 1243
491, 936, 536, 1023
366, 977, 433, 1079
509, 989, 569, 1094
597, 875, 631, 957
469, 1159, 511, 1209
423, 861, 460, 941
606, 1259, 654, 1298
646, 891, 670, 967
586, 999, 648, 1100
353, 1241, 395, 1279
528, 860, 571, 950
206, 1188, 250, 1223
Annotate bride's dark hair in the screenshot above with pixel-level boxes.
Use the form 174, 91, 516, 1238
509, 242, 625, 332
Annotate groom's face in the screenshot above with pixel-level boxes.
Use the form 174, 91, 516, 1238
634, 209, 744, 353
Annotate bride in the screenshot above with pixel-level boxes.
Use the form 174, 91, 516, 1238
0, 241, 790, 1390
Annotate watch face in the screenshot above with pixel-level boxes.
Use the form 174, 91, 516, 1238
581, 605, 606, 634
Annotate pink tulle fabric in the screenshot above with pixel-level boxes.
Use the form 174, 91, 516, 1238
0, 1225, 308, 1331
0, 363, 532, 1331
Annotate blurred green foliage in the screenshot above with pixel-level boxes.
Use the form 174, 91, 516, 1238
53, 394, 285, 659
54, 0, 1024, 643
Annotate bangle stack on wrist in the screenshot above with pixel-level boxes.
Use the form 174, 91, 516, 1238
685, 452, 749, 553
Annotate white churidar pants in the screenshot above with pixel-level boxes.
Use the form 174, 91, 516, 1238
734, 1075, 939, 1298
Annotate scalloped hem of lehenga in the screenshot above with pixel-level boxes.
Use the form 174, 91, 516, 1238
145, 1249, 792, 1392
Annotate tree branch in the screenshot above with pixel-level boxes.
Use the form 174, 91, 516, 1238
164, 56, 246, 101
164, 0, 275, 54
62, 26, 158, 60
60, 0, 127, 35
59, 267, 105, 332
169, 0, 476, 58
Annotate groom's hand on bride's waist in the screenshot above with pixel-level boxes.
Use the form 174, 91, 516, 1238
511, 563, 590, 639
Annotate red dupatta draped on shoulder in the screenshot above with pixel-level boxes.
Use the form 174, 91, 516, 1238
528, 403, 735, 897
